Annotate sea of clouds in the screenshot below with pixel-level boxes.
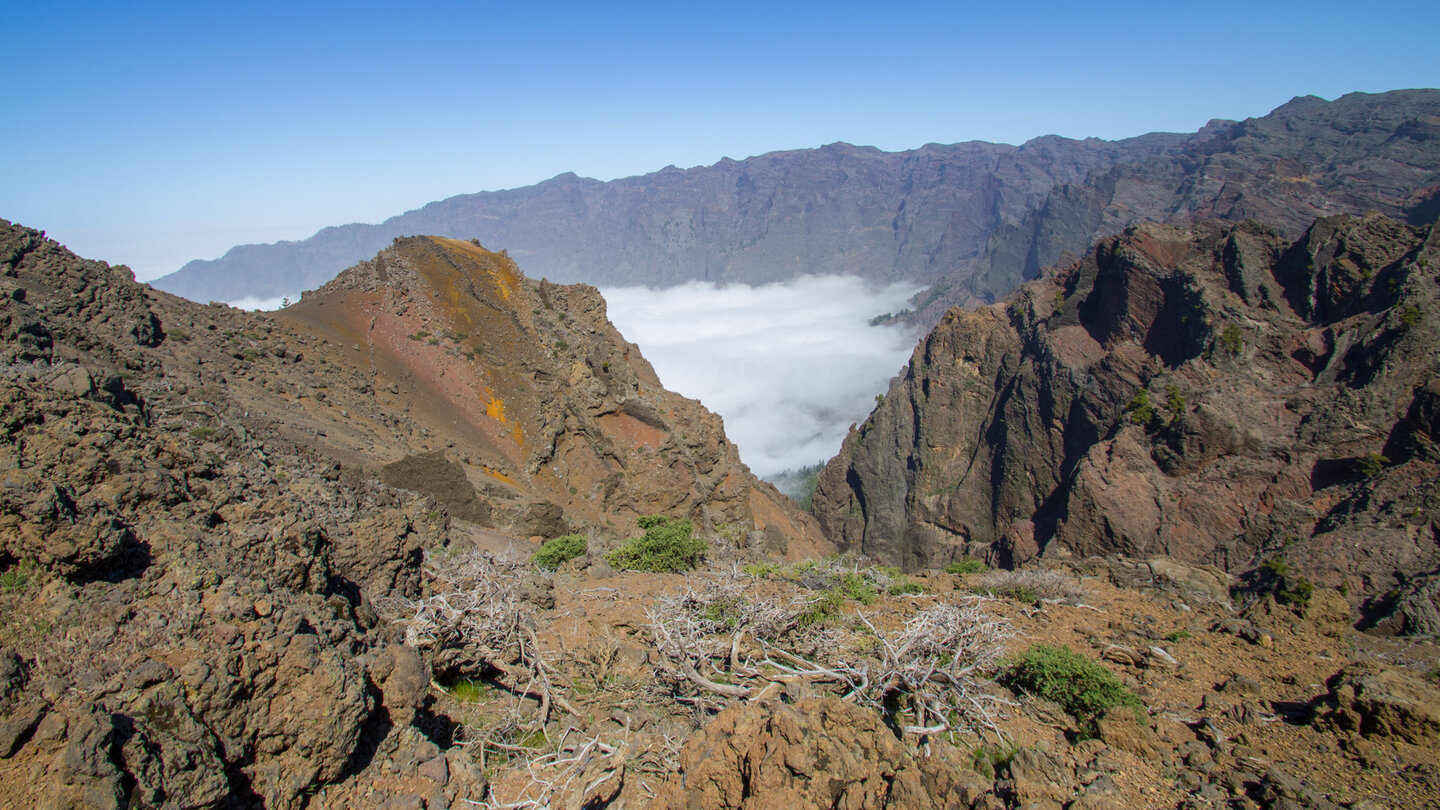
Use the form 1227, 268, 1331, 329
602, 276, 922, 479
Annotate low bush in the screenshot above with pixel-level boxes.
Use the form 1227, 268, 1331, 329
0, 560, 36, 593
999, 644, 1144, 737
945, 557, 986, 575
984, 584, 1039, 603
1219, 323, 1245, 356
1354, 452, 1389, 478
887, 580, 926, 595
442, 676, 492, 703
1259, 556, 1314, 609
532, 534, 586, 570
796, 589, 846, 628
1125, 388, 1155, 428
605, 516, 706, 573
971, 568, 1085, 605
970, 741, 1020, 779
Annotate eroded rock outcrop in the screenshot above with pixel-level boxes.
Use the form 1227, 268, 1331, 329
814, 214, 1440, 628
651, 698, 990, 809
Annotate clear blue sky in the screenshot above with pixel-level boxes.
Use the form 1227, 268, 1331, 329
3, 0, 1437, 281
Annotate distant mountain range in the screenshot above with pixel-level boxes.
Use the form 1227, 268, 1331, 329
153, 90, 1440, 310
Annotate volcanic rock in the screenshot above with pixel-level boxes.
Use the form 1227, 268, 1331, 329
813, 213, 1440, 629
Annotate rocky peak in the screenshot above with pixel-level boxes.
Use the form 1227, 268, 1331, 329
813, 213, 1440, 632
269, 234, 825, 551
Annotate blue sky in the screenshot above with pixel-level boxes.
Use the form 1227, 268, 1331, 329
3, 0, 1437, 281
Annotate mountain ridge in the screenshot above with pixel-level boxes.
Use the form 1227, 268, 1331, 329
153, 131, 1195, 302
155, 90, 1440, 319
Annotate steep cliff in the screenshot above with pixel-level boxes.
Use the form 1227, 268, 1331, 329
813, 214, 1440, 631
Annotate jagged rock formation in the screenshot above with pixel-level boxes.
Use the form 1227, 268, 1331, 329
154, 91, 1440, 320
813, 213, 1440, 631
0, 219, 821, 807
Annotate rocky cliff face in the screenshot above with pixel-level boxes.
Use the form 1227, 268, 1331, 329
813, 213, 1440, 632
938, 90, 1440, 314
0, 220, 821, 807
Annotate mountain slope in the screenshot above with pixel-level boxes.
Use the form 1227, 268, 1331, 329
812, 213, 1440, 633
265, 235, 823, 550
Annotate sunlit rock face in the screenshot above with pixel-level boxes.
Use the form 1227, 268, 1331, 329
813, 214, 1440, 633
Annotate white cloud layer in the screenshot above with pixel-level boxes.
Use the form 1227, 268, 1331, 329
602, 276, 922, 478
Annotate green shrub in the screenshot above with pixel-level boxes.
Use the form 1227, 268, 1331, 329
698, 596, 748, 630
1259, 555, 1314, 609
1163, 384, 1186, 421
1164, 630, 1192, 642
442, 677, 492, 703
1354, 453, 1389, 478
1278, 576, 1314, 608
1124, 388, 1155, 428
532, 533, 586, 570
0, 560, 36, 593
796, 589, 846, 627
604, 516, 706, 573
1219, 324, 1245, 356
945, 557, 986, 575
999, 644, 1144, 737
1399, 306, 1422, 330
836, 571, 879, 605
970, 741, 1020, 779
984, 584, 1039, 604
887, 579, 926, 596
1425, 666, 1440, 685
740, 561, 783, 579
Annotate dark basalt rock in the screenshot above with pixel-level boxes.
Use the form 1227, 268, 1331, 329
813, 213, 1440, 632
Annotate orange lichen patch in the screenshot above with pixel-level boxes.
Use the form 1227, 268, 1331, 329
433, 237, 520, 302
479, 467, 517, 486
485, 393, 507, 424
598, 412, 667, 449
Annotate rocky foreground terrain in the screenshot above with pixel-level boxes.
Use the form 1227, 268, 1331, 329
1, 217, 1438, 809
